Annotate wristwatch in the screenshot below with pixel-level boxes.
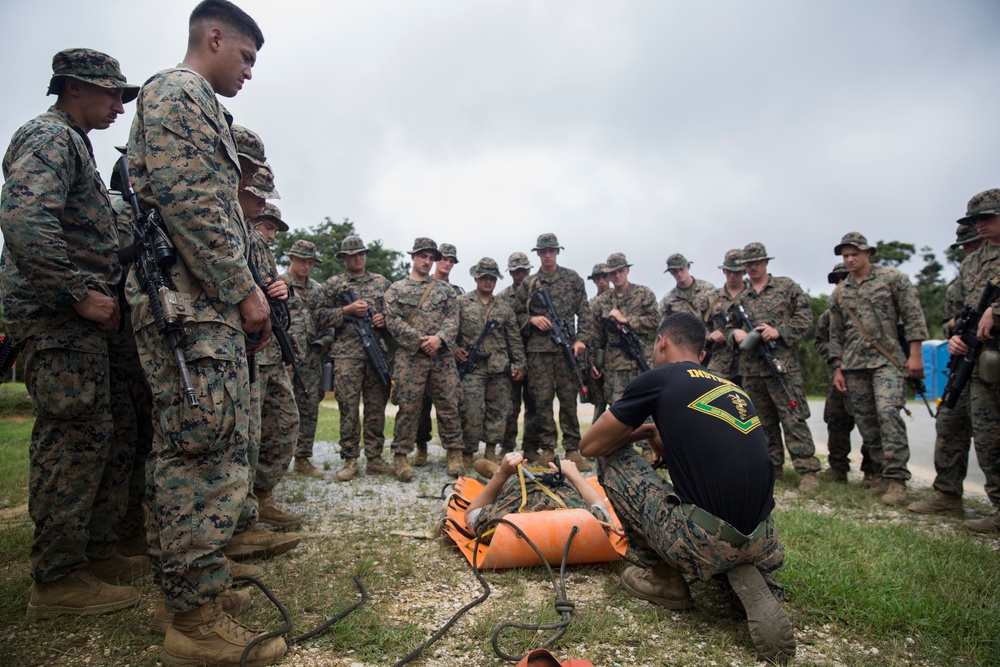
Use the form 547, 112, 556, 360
831, 361, 842, 371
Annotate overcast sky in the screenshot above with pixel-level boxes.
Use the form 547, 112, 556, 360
2, 0, 997, 298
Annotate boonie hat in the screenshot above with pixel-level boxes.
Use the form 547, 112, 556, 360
605, 253, 632, 271
232, 125, 267, 167
288, 239, 320, 260
411, 237, 443, 260
246, 163, 280, 200
533, 233, 564, 251
507, 252, 532, 272
834, 232, 876, 256
257, 203, 288, 232
742, 242, 774, 263
337, 235, 369, 258
950, 225, 983, 249
719, 249, 744, 271
588, 264, 608, 280
471, 257, 503, 280
664, 253, 690, 272
827, 262, 848, 285
439, 243, 459, 262
47, 48, 139, 103
958, 189, 1000, 225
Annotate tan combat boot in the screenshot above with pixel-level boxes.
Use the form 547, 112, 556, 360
538, 449, 556, 466
26, 570, 139, 619
474, 459, 499, 479
335, 458, 359, 482
726, 564, 796, 664
619, 562, 694, 610
523, 449, 540, 464
640, 447, 657, 466
462, 453, 474, 469
882, 480, 907, 506
414, 442, 429, 467
223, 526, 301, 561
964, 511, 1000, 534
226, 558, 263, 581
819, 468, 848, 483
908, 492, 964, 517
257, 489, 304, 530
798, 472, 819, 492
366, 457, 393, 475
499, 446, 514, 458
161, 599, 286, 667
153, 588, 252, 635
484, 445, 499, 463
293, 457, 324, 478
86, 553, 150, 583
564, 450, 592, 472
394, 454, 415, 482
861, 471, 880, 488
447, 450, 466, 477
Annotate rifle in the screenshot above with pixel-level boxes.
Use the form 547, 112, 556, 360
337, 289, 393, 388
940, 277, 1000, 409
533, 287, 591, 403
895, 324, 935, 418
606, 319, 650, 373
114, 156, 198, 407
457, 320, 499, 380
729, 302, 799, 409
247, 252, 309, 397
0, 335, 17, 384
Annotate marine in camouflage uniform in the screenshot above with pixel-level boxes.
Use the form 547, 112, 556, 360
909, 227, 983, 516
455, 258, 527, 465
588, 254, 659, 465
514, 233, 593, 464
384, 238, 463, 479
498, 252, 539, 457
415, 242, 464, 463
725, 242, 820, 489
0, 49, 142, 615
659, 252, 716, 321
280, 239, 327, 477
704, 249, 747, 380
581, 314, 793, 664
319, 235, 392, 479
586, 263, 611, 424
947, 191, 1000, 533
828, 232, 927, 505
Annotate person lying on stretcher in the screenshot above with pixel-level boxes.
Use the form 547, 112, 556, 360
464, 452, 624, 539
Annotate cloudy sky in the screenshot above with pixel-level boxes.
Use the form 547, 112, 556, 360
2, 0, 997, 297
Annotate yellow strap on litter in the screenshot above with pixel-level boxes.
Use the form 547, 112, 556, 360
517, 464, 567, 513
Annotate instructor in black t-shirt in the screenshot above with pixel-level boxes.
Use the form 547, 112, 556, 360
581, 313, 795, 665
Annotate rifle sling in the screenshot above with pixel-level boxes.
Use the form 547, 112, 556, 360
841, 305, 906, 372
406, 279, 438, 326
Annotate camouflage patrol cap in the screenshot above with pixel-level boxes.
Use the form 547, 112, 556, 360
336, 235, 369, 258
245, 163, 280, 200
471, 257, 503, 280
742, 242, 774, 263
257, 203, 288, 232
958, 189, 1000, 224
533, 233, 564, 251
719, 249, 744, 271
411, 237, 443, 260
950, 225, 983, 249
507, 252, 533, 272
46, 48, 139, 103
232, 125, 267, 167
288, 239, 320, 260
664, 253, 690, 272
588, 264, 608, 280
834, 232, 876, 256
439, 243, 459, 263
605, 253, 632, 271
827, 262, 849, 285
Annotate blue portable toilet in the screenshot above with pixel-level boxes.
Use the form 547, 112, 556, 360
921, 340, 948, 400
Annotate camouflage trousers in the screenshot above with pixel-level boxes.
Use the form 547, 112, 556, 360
502, 376, 540, 453
843, 366, 910, 481
254, 362, 298, 492
391, 351, 462, 453
588, 374, 607, 424
823, 382, 875, 475
416, 390, 433, 446
136, 323, 251, 613
236, 357, 261, 533
526, 352, 582, 452
598, 447, 784, 589
931, 388, 973, 497
292, 344, 325, 460
460, 371, 511, 454
741, 374, 820, 474
109, 327, 154, 544
22, 327, 129, 582
334, 356, 389, 459
971, 377, 1000, 508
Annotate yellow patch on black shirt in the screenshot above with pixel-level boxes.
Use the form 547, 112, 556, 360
687, 385, 761, 434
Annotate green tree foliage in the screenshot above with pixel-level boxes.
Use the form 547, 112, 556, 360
797, 292, 830, 396
914, 246, 946, 339
271, 217, 409, 283
873, 239, 915, 267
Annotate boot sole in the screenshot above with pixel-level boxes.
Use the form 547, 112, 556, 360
618, 569, 694, 610
223, 536, 301, 561
26, 594, 139, 619
160, 640, 286, 667
727, 564, 795, 664
907, 505, 964, 518
257, 517, 305, 530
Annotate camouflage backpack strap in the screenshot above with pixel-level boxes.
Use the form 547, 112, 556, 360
405, 279, 438, 326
